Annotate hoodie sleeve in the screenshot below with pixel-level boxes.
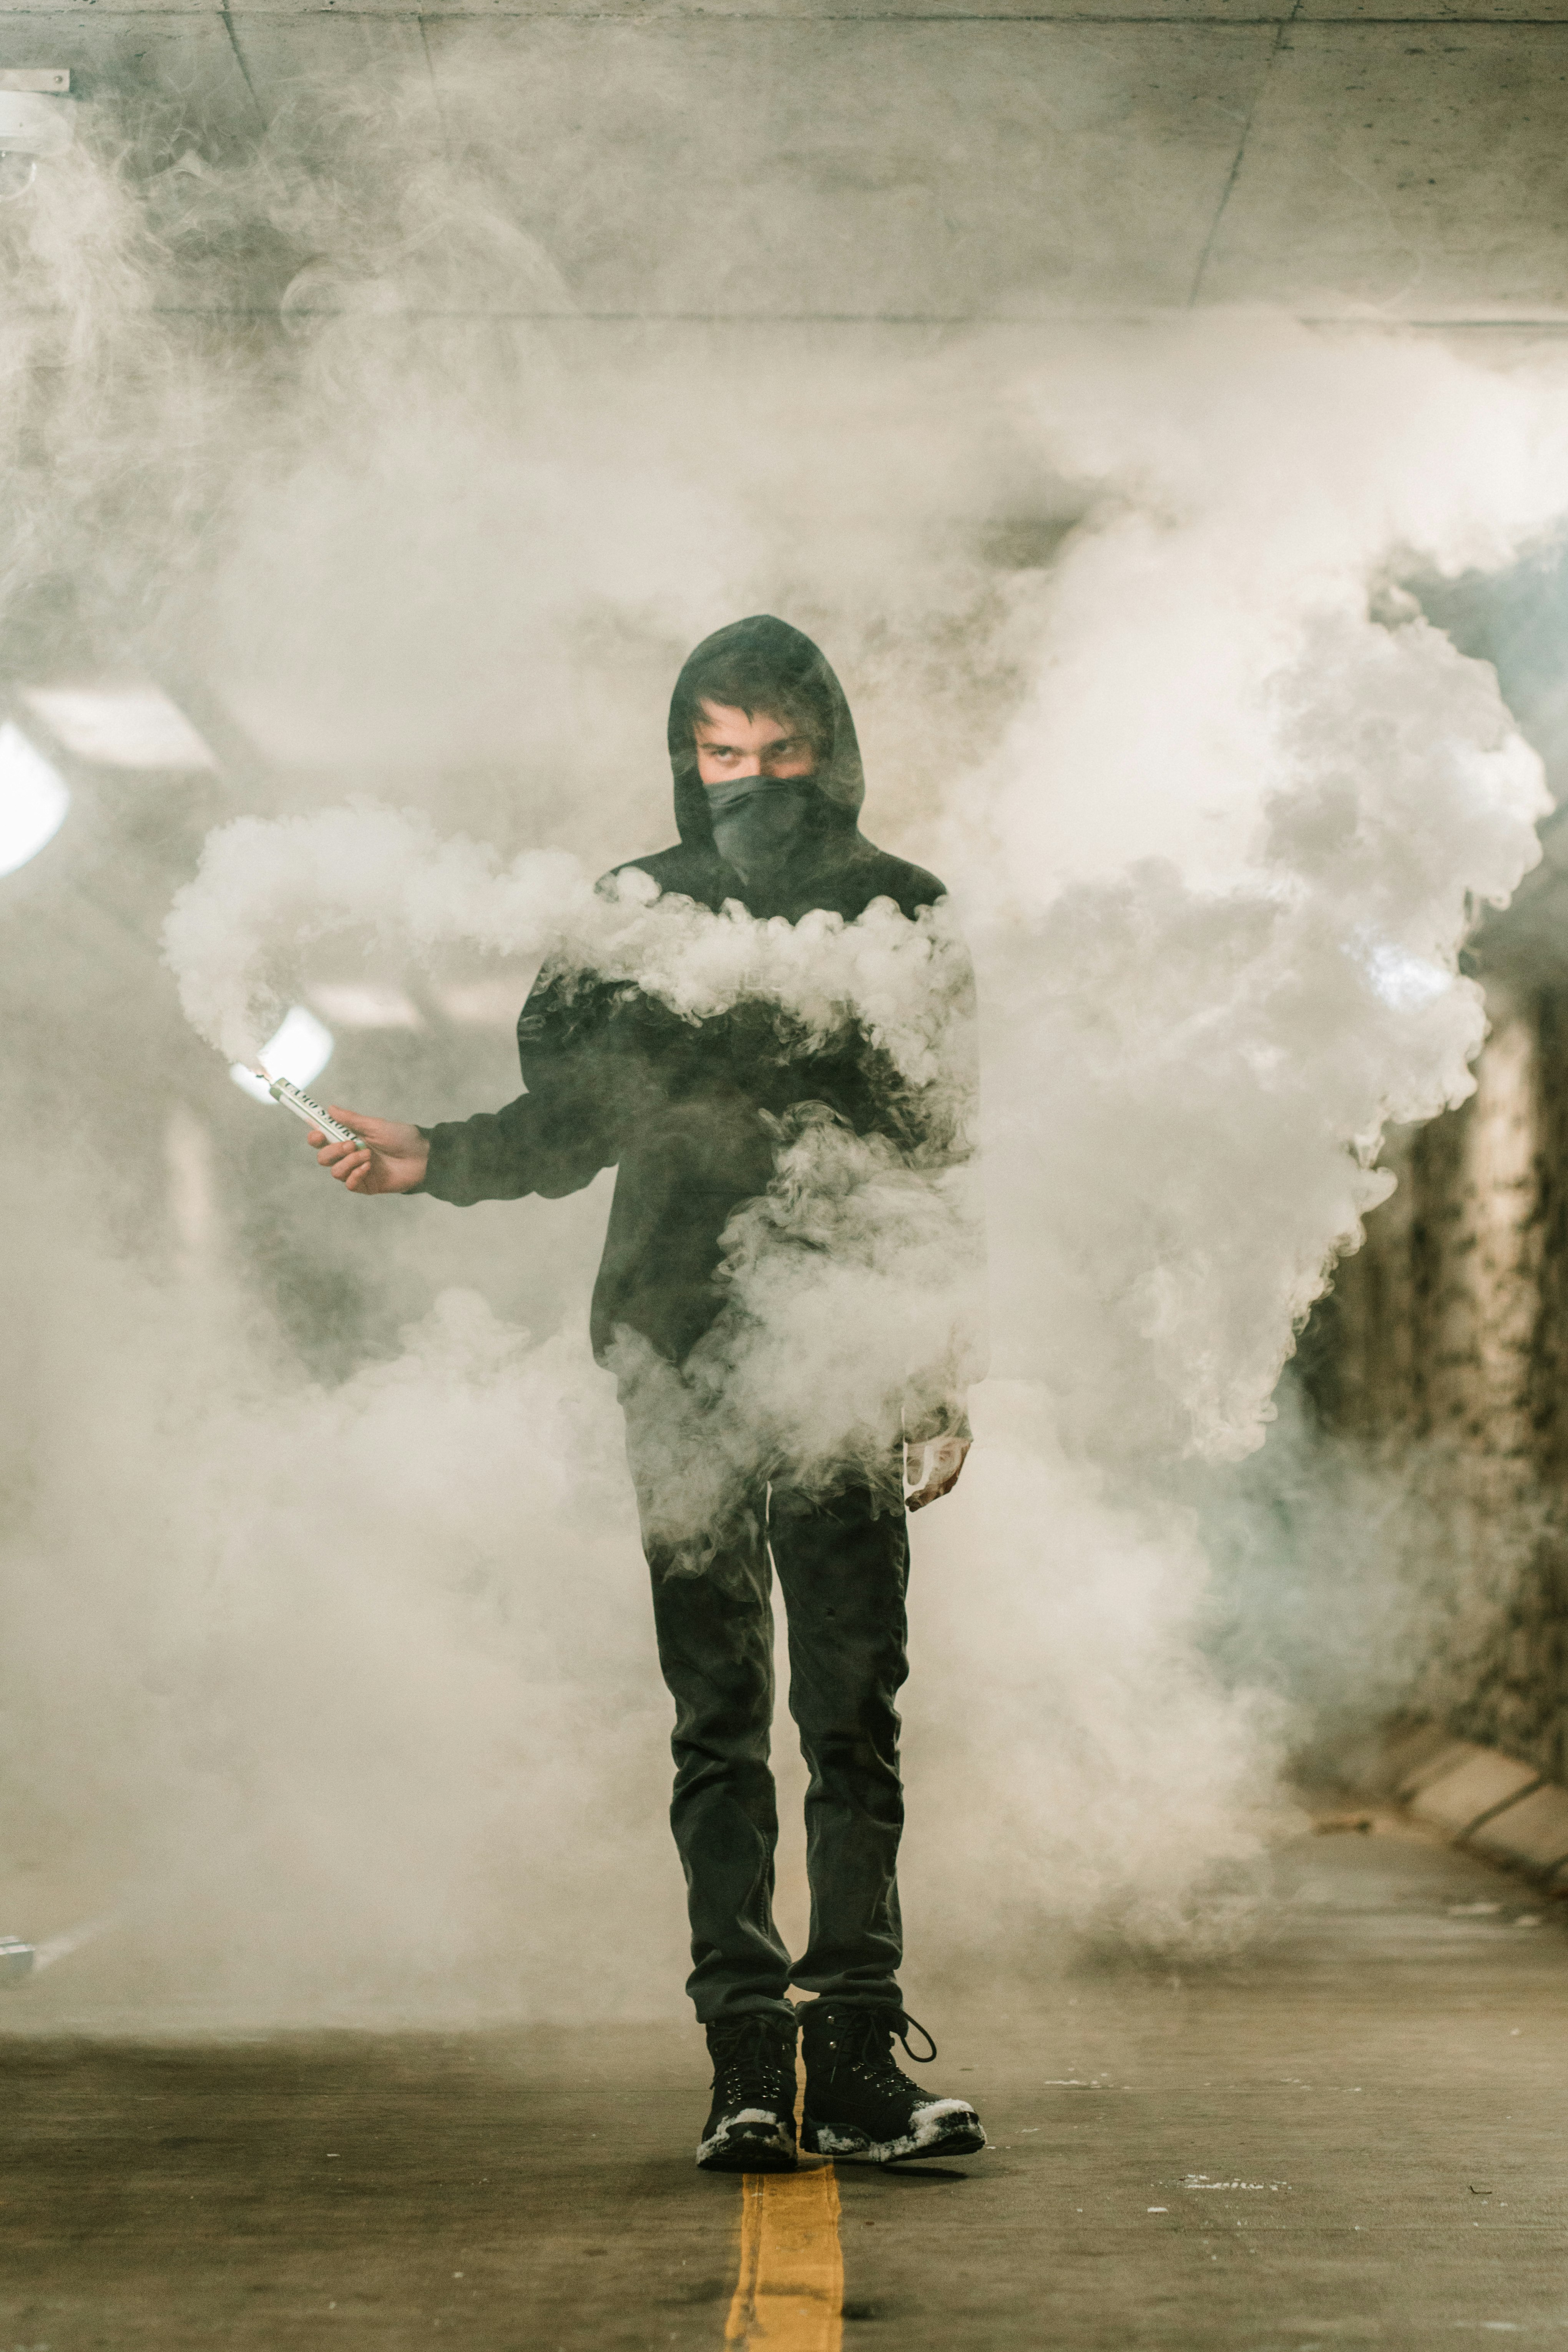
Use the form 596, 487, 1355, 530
416, 972, 625, 1206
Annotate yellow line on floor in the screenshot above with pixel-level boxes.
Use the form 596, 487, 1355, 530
724, 2163, 844, 2352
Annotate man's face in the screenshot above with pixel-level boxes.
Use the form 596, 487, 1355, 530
693, 700, 816, 786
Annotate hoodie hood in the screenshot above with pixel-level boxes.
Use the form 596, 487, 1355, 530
667, 615, 866, 855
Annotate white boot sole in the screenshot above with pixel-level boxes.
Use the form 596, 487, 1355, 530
696, 2107, 799, 2171
801, 2098, 985, 2164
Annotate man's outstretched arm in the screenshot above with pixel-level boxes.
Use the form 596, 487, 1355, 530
307, 1084, 614, 1203
306, 973, 627, 1204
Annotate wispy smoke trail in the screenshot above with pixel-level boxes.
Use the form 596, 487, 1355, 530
163, 808, 973, 1090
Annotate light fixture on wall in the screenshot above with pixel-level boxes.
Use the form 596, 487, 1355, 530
0, 73, 72, 203
231, 1007, 335, 1103
21, 682, 216, 772
0, 721, 69, 879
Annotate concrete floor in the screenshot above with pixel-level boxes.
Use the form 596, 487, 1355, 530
2, 1815, 1566, 2350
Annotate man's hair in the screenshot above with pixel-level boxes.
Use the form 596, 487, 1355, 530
683, 645, 835, 754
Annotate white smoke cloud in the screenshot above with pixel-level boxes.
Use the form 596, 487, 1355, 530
163, 805, 973, 1090
5, 102, 1568, 2019
0, 1242, 689, 2024
976, 601, 1546, 1470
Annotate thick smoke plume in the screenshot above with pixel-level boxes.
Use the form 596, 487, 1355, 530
165, 808, 970, 1094
2, 98, 1566, 2020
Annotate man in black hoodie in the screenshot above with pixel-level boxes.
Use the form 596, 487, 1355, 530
306, 618, 985, 2172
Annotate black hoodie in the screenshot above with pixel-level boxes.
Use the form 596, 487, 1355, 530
419, 618, 962, 1370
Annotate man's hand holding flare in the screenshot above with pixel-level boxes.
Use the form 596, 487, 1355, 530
307, 1110, 430, 1195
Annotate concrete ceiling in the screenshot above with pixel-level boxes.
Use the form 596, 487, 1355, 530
2, 0, 1567, 324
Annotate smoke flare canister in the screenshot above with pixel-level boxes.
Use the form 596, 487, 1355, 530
0, 1937, 35, 1986
257, 1070, 366, 1151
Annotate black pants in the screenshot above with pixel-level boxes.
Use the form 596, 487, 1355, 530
626, 1441, 912, 2024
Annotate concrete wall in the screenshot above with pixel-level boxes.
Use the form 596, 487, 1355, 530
1307, 967, 1568, 1779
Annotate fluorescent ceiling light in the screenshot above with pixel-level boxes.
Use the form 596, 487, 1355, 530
22, 684, 216, 772
308, 982, 424, 1030
0, 719, 68, 877
230, 1005, 334, 1103
432, 979, 523, 1027
0, 90, 70, 154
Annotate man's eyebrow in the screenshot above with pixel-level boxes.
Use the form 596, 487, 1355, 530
694, 728, 806, 748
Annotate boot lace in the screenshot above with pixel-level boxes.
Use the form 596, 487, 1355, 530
708, 2014, 796, 2104
815, 2005, 938, 2080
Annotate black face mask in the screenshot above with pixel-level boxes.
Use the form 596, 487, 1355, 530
704, 775, 819, 882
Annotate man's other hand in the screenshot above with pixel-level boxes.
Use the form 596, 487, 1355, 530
307, 1109, 430, 1196
905, 1435, 970, 1512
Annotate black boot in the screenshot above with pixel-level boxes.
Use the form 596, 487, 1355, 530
697, 2012, 800, 2172
800, 2003, 985, 2164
